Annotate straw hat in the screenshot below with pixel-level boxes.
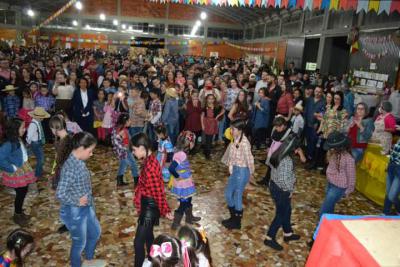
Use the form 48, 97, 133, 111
147, 66, 157, 73
2, 85, 18, 92
294, 102, 303, 112
166, 87, 178, 98
28, 107, 50, 119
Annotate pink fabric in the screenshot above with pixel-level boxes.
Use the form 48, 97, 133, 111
173, 151, 186, 164
267, 140, 283, 159
383, 113, 396, 131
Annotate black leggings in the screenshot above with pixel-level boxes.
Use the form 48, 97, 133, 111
176, 197, 192, 215
204, 135, 214, 157
15, 186, 28, 214
134, 223, 154, 267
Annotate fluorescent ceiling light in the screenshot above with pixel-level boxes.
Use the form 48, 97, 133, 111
99, 13, 106, 21
75, 1, 83, 10
72, 20, 78, 26
113, 19, 118, 26
121, 24, 126, 29
200, 12, 207, 20
27, 9, 35, 17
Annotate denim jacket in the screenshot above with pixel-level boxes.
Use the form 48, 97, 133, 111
348, 117, 375, 144
0, 141, 24, 173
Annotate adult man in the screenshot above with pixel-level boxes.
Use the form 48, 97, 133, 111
304, 86, 326, 166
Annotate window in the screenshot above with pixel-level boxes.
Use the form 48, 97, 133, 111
207, 28, 244, 40
0, 10, 15, 25
245, 28, 253, 40
254, 24, 265, 39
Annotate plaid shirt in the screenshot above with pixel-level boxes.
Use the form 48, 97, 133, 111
326, 152, 356, 195
56, 153, 93, 206
134, 154, 170, 216
271, 156, 296, 192
35, 94, 55, 111
222, 135, 255, 174
3, 95, 20, 118
150, 99, 162, 125
390, 140, 400, 165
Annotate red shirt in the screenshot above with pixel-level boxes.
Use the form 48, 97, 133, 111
134, 154, 170, 216
276, 92, 294, 116
349, 124, 367, 149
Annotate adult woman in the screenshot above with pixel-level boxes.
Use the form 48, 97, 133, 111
20, 68, 32, 90
370, 101, 396, 155
347, 103, 375, 162
53, 73, 75, 114
251, 88, 270, 149
56, 132, 105, 267
0, 118, 36, 227
276, 82, 294, 120
130, 133, 172, 267
34, 69, 46, 84
293, 88, 303, 106
184, 90, 203, 147
315, 91, 348, 171
71, 78, 95, 133
165, 71, 175, 88
223, 79, 241, 131
228, 90, 250, 122
68, 71, 78, 90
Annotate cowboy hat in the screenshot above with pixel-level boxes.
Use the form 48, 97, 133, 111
166, 87, 178, 98
2, 85, 18, 92
147, 66, 157, 73
28, 107, 51, 119
293, 102, 303, 112
323, 131, 349, 151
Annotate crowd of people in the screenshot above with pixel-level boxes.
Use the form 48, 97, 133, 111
0, 46, 399, 267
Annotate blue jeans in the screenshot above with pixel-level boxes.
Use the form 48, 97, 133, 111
129, 127, 143, 138
267, 180, 293, 239
224, 166, 250, 211
218, 116, 225, 141
118, 152, 139, 178
60, 205, 101, 267
351, 148, 365, 163
383, 163, 400, 215
304, 125, 318, 161
320, 182, 346, 217
30, 141, 44, 178
166, 122, 179, 146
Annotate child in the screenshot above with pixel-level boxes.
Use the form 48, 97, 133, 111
290, 102, 305, 136
56, 132, 106, 267
111, 113, 139, 186
93, 89, 106, 142
320, 131, 355, 216
0, 229, 35, 267
221, 119, 254, 230
144, 234, 183, 267
251, 87, 270, 149
264, 116, 306, 251
155, 125, 174, 183
29, 81, 40, 99
26, 107, 50, 179
2, 85, 20, 119
177, 225, 213, 267
201, 94, 224, 159
0, 118, 37, 227
34, 83, 55, 141
130, 133, 173, 267
383, 138, 400, 215
55, 110, 82, 134
169, 131, 201, 230
18, 89, 35, 129
49, 114, 74, 234
102, 92, 117, 143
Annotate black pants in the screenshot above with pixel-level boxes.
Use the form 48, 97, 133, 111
134, 223, 154, 267
204, 134, 214, 157
15, 186, 28, 214
314, 138, 327, 168
267, 180, 293, 239
176, 197, 192, 215
252, 128, 267, 148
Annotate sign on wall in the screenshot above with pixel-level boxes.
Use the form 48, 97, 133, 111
210, 52, 219, 58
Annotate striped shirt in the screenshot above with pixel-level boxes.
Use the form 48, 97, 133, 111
56, 153, 93, 206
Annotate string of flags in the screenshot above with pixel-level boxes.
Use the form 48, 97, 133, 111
149, 0, 400, 14
225, 42, 277, 53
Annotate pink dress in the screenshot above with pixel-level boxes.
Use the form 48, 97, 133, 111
102, 104, 115, 129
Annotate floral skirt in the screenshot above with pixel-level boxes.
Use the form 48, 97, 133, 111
1, 162, 37, 188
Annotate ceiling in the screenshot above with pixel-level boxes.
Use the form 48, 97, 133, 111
1, 0, 68, 13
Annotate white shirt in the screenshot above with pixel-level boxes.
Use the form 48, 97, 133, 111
26, 119, 42, 144
254, 80, 269, 104
290, 114, 305, 135
389, 91, 400, 119
55, 84, 75, 100
81, 89, 88, 108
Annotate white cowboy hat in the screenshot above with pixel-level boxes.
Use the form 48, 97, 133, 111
28, 107, 51, 119
294, 102, 303, 112
2, 85, 18, 92
166, 87, 178, 98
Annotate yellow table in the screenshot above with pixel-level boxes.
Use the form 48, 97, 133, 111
356, 144, 389, 206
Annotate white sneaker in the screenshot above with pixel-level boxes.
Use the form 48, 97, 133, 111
82, 259, 107, 267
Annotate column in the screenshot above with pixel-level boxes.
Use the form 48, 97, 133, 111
316, 9, 331, 73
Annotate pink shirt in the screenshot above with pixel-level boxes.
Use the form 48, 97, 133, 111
276, 92, 294, 115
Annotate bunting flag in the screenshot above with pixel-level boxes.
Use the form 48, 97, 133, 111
329, 0, 339, 10
281, 0, 289, 8
296, 0, 305, 8
390, 0, 400, 13
356, 0, 369, 13
368, 0, 380, 12
313, 0, 322, 9
321, 0, 330, 9
378, 0, 391, 14
288, 0, 297, 8
267, 0, 275, 7
303, 0, 313, 10
339, 0, 358, 10
275, 0, 281, 7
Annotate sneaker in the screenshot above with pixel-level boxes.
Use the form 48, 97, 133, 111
264, 238, 283, 251
283, 233, 301, 243
82, 259, 107, 267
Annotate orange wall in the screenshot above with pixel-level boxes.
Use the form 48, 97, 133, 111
242, 41, 288, 68
0, 29, 17, 40
65, 0, 234, 24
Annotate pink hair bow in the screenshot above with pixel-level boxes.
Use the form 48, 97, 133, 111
150, 242, 173, 258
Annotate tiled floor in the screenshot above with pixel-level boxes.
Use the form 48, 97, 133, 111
0, 144, 381, 266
